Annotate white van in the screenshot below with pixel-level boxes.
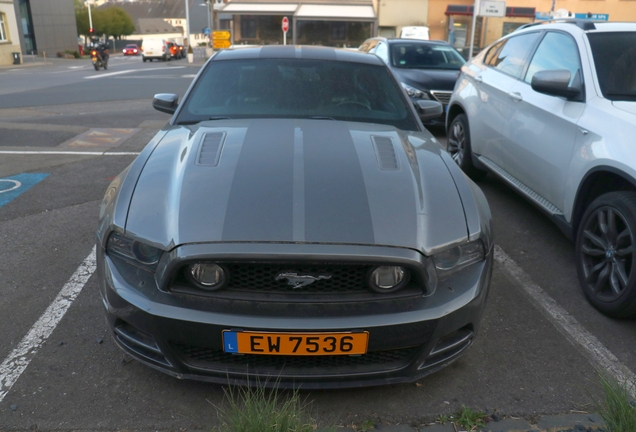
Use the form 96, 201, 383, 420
141, 39, 171, 62
400, 26, 430, 40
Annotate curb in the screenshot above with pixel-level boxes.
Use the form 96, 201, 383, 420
321, 413, 606, 432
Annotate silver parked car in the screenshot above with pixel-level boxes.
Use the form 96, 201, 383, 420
447, 20, 636, 318
97, 45, 493, 388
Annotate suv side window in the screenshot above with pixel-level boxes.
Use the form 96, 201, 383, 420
487, 32, 541, 79
484, 41, 504, 66
524, 32, 582, 85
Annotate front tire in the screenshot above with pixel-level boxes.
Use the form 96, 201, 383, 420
575, 191, 636, 318
447, 114, 487, 181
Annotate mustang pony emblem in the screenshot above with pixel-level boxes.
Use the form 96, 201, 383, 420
275, 272, 332, 288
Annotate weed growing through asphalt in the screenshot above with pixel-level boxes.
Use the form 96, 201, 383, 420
455, 405, 486, 431
595, 374, 636, 432
213, 384, 333, 432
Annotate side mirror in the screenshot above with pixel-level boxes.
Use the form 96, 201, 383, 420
531, 69, 582, 101
153, 93, 179, 114
415, 100, 444, 121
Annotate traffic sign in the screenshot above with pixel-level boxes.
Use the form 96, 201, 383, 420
203, 27, 211, 36
214, 40, 232, 49
282, 17, 289, 33
213, 30, 231, 40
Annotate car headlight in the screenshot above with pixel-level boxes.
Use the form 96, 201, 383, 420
368, 266, 410, 293
433, 240, 485, 279
401, 83, 430, 99
186, 262, 228, 291
106, 232, 163, 268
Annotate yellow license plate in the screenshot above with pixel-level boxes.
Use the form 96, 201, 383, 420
222, 331, 368, 355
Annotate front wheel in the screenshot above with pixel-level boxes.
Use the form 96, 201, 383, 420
575, 191, 636, 318
447, 114, 487, 181
93, 63, 99, 71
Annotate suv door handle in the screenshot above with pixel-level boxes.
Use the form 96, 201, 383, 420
474, 75, 483, 83
509, 92, 523, 102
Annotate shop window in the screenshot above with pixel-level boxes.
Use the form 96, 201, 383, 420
241, 15, 257, 39
331, 22, 346, 40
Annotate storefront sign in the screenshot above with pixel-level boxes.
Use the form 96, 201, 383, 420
480, 1, 506, 17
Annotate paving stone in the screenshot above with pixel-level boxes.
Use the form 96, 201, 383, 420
536, 413, 605, 430
478, 417, 532, 431
418, 422, 456, 432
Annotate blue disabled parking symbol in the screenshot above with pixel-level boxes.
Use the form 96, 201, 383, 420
0, 173, 49, 209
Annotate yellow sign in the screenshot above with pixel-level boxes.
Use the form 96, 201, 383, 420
214, 39, 232, 49
213, 30, 231, 40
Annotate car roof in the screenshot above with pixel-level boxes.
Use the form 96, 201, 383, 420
516, 20, 636, 34
364, 37, 452, 46
214, 45, 384, 66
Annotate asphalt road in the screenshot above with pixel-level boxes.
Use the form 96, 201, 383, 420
0, 56, 634, 431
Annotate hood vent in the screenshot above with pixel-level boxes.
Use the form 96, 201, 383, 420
371, 136, 400, 171
196, 132, 226, 166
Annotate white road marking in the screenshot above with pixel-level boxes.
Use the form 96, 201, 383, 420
495, 245, 636, 397
84, 65, 187, 79
0, 179, 21, 193
0, 247, 97, 403
0, 151, 139, 156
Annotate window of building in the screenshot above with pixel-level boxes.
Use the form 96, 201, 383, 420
0, 13, 8, 41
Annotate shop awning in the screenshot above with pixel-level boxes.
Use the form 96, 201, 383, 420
445, 5, 535, 18
221, 3, 299, 14
295, 4, 376, 20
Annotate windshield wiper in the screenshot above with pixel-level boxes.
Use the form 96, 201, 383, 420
208, 116, 232, 120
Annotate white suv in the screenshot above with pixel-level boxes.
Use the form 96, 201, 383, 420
446, 20, 636, 318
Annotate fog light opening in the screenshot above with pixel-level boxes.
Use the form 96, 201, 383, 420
187, 262, 227, 291
368, 266, 409, 293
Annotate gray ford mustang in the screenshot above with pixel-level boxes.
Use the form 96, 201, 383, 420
96, 45, 493, 388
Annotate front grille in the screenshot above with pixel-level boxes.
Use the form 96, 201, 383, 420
430, 90, 452, 105
223, 263, 370, 294
171, 342, 421, 376
170, 262, 426, 301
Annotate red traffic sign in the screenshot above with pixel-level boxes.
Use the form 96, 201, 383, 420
282, 17, 289, 33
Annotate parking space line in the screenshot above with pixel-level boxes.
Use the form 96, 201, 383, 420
495, 245, 636, 397
0, 247, 96, 403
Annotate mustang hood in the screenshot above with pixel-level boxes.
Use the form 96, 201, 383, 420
125, 119, 468, 254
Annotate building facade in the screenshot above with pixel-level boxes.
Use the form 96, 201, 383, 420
13, 0, 78, 56
0, 0, 21, 65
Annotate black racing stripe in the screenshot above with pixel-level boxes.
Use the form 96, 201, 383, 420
302, 121, 375, 244
222, 119, 295, 241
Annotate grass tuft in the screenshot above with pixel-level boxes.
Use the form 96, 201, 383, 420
213, 383, 324, 432
455, 405, 486, 431
596, 374, 636, 432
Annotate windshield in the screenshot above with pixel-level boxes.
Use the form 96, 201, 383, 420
390, 43, 465, 70
587, 32, 636, 101
175, 58, 419, 130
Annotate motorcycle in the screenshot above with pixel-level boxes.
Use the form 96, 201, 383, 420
91, 48, 108, 71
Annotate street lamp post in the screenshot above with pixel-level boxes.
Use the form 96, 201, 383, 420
185, 0, 192, 63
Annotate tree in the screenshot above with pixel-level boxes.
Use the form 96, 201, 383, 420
100, 7, 136, 39
74, 4, 135, 39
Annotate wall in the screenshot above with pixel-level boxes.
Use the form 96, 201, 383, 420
377, 0, 429, 36
0, 0, 21, 65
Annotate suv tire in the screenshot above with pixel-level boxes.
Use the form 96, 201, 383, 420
575, 191, 636, 318
447, 114, 487, 181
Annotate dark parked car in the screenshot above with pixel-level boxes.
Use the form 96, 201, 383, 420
359, 37, 466, 125
97, 45, 493, 388
122, 44, 140, 56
